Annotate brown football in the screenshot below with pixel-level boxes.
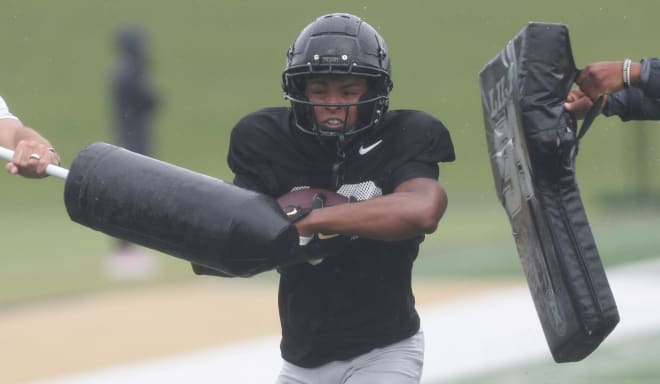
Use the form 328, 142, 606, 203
277, 188, 350, 211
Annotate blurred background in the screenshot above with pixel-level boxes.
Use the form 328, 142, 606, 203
0, 0, 658, 383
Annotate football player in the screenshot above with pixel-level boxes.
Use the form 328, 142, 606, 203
209, 13, 455, 383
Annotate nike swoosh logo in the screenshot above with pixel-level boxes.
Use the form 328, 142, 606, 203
285, 207, 299, 216
358, 139, 383, 155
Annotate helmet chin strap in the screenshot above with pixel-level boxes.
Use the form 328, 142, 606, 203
335, 133, 347, 154
331, 113, 348, 189
332, 136, 346, 189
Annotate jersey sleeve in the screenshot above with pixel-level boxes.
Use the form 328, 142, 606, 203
226, 112, 281, 195
390, 161, 439, 187
388, 111, 455, 188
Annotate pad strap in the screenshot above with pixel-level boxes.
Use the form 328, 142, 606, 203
576, 95, 604, 141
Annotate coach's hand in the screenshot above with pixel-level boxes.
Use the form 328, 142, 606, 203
7, 140, 61, 178
564, 89, 606, 120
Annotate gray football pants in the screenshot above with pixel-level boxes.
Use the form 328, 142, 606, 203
276, 329, 424, 384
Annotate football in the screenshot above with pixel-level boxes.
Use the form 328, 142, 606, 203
277, 188, 350, 212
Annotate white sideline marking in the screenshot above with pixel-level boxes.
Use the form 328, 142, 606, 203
38, 259, 660, 384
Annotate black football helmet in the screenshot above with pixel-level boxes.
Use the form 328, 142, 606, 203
282, 13, 393, 139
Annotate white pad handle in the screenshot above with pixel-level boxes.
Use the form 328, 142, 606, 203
0, 145, 69, 180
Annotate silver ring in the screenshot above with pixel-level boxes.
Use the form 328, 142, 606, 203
29, 153, 41, 160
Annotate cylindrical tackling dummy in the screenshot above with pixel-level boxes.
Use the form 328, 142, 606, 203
64, 142, 298, 277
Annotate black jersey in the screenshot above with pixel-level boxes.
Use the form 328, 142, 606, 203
227, 107, 455, 367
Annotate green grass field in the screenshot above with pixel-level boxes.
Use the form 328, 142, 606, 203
1, 4, 659, 381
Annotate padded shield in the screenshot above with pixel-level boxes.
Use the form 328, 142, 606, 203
64, 142, 299, 277
479, 23, 619, 362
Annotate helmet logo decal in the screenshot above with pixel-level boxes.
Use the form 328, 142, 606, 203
312, 54, 350, 65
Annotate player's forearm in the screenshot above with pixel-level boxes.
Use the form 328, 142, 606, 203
301, 189, 447, 241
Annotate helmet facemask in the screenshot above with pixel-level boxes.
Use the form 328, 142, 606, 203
285, 74, 389, 138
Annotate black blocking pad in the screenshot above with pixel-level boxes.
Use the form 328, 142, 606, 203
64, 142, 298, 277
479, 23, 619, 362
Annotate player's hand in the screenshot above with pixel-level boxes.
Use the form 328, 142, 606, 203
6, 140, 61, 178
295, 193, 355, 265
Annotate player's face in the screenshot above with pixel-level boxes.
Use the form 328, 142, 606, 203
304, 76, 369, 131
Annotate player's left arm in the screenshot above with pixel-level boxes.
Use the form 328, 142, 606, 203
294, 177, 447, 241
